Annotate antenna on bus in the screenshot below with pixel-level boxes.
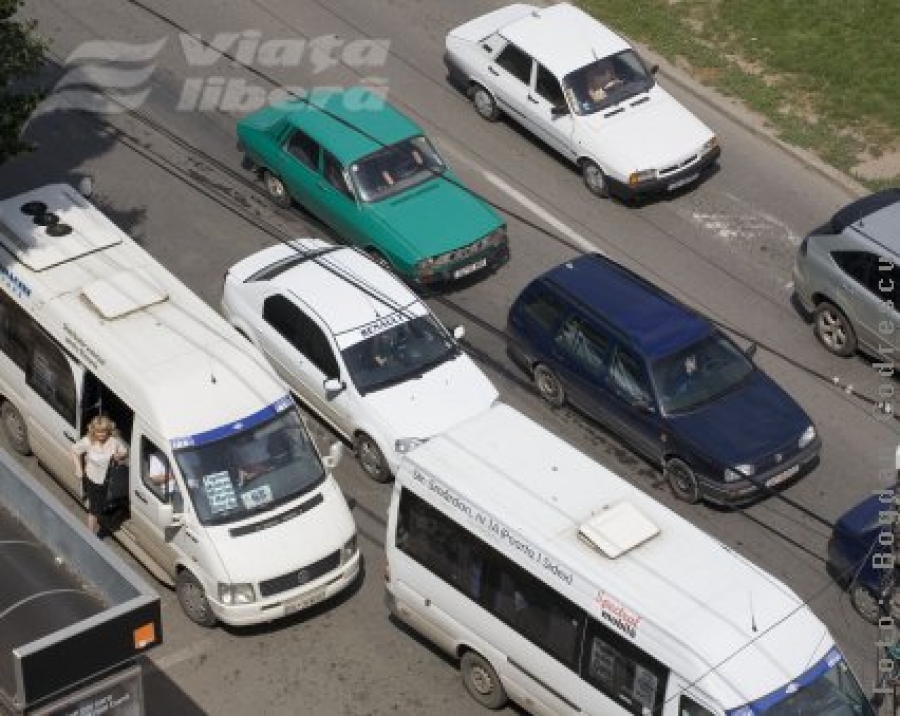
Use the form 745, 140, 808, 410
750, 592, 758, 633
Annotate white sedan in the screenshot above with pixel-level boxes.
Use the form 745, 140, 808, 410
222, 238, 499, 482
445, 2, 720, 200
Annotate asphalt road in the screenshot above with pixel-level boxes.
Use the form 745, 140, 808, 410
3, 0, 898, 713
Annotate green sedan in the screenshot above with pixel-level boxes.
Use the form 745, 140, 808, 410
237, 88, 509, 286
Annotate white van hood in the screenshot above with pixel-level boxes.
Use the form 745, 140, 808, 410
207, 479, 353, 585
364, 353, 498, 444
582, 87, 713, 174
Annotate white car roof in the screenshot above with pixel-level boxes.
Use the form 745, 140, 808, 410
501, 3, 631, 78
230, 239, 426, 343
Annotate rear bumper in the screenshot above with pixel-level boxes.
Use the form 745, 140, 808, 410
609, 146, 721, 199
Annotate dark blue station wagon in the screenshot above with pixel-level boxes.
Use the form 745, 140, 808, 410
507, 253, 821, 504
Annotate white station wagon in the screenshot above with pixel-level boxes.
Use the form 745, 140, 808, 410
222, 239, 499, 482
445, 2, 721, 200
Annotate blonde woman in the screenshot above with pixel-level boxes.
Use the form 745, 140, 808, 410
72, 415, 128, 535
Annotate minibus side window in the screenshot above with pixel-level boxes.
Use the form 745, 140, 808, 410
28, 325, 76, 425
581, 616, 669, 716
0, 291, 30, 371
679, 695, 716, 716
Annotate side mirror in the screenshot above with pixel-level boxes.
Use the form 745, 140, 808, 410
550, 105, 569, 118
323, 378, 346, 397
745, 342, 758, 359
634, 396, 655, 413
323, 441, 344, 471
452, 325, 465, 340
158, 502, 184, 529
649, 64, 659, 75
78, 176, 94, 198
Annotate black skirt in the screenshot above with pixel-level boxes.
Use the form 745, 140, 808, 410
83, 478, 107, 517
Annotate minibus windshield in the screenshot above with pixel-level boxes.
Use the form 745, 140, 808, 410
175, 408, 325, 526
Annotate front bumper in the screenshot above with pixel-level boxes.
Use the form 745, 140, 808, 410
609, 145, 721, 199
414, 239, 509, 287
698, 437, 821, 506
211, 550, 361, 627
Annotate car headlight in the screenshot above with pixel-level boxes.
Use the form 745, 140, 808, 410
341, 534, 358, 565
218, 582, 256, 605
484, 225, 508, 247
798, 425, 817, 449
628, 169, 656, 186
702, 136, 718, 154
395, 437, 427, 454
724, 464, 756, 482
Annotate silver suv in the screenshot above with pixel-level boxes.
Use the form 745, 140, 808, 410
793, 189, 900, 358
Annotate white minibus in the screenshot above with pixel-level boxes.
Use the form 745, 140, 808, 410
385, 403, 874, 715
0, 184, 360, 627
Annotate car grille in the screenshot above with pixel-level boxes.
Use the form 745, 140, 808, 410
659, 154, 699, 177
258, 550, 341, 597
435, 233, 497, 265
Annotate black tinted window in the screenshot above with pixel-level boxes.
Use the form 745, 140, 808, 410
323, 151, 353, 198
262, 295, 339, 378
832, 250, 874, 284
869, 256, 900, 306
286, 130, 320, 170
608, 347, 651, 406
0, 291, 30, 371
535, 64, 564, 106
28, 326, 76, 425
496, 43, 532, 84
517, 284, 567, 332
555, 317, 610, 378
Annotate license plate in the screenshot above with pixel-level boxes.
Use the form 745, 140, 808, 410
454, 257, 487, 279
286, 587, 326, 614
767, 464, 800, 487
668, 172, 700, 192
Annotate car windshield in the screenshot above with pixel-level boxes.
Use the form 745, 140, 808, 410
350, 135, 446, 202
563, 49, 656, 116
341, 314, 458, 395
751, 656, 874, 716
652, 333, 754, 414
175, 409, 325, 526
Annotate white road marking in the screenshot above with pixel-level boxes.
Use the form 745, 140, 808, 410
438, 140, 599, 254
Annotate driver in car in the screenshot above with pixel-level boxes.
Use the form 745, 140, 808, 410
586, 60, 621, 103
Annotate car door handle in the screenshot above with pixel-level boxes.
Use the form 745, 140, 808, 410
488, 66, 499, 76
134, 491, 148, 504
527, 94, 539, 104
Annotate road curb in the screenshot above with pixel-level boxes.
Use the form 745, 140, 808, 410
633, 43, 869, 199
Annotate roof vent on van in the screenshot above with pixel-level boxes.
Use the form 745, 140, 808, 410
20, 201, 47, 216
46, 223, 73, 237
578, 501, 659, 559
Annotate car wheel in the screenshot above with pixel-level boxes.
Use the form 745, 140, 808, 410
581, 160, 609, 198
814, 301, 857, 357
263, 170, 292, 209
355, 432, 391, 483
665, 457, 702, 503
461, 650, 507, 710
849, 583, 882, 624
470, 84, 500, 122
533, 363, 565, 408
1, 401, 31, 456
176, 570, 217, 627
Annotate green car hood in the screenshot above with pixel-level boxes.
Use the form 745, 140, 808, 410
367, 173, 503, 258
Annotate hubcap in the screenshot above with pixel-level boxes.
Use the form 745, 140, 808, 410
359, 441, 383, 477
267, 176, 284, 198
585, 165, 604, 192
474, 91, 492, 117
536, 370, 558, 401
471, 665, 492, 695
818, 311, 845, 349
182, 583, 206, 617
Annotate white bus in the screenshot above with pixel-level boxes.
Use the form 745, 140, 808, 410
0, 184, 360, 627
385, 403, 874, 715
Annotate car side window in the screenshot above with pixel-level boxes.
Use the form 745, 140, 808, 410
495, 43, 533, 85
555, 316, 610, 378
480, 32, 505, 57
286, 130, 320, 170
262, 295, 340, 379
831, 250, 874, 286
323, 151, 354, 199
608, 347, 652, 406
867, 256, 900, 307
518, 285, 567, 332
535, 64, 565, 107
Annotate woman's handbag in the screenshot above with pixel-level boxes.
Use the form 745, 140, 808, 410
104, 459, 130, 513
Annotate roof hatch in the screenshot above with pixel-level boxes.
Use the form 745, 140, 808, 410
0, 184, 122, 271
82, 271, 167, 319
578, 501, 659, 558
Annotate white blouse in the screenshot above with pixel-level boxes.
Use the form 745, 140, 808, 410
73, 436, 128, 485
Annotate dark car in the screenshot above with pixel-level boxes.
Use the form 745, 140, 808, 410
507, 253, 821, 504
827, 491, 897, 624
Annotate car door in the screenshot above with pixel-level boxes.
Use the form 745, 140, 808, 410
600, 344, 665, 460
523, 63, 577, 159
862, 254, 900, 353
257, 293, 353, 436
548, 314, 612, 413
274, 128, 324, 211
315, 150, 371, 248
487, 42, 534, 126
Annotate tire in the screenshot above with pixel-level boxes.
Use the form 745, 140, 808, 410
665, 457, 702, 503
849, 583, 882, 625
470, 84, 500, 122
813, 301, 857, 357
1, 401, 31, 455
263, 170, 292, 209
461, 650, 507, 710
533, 363, 565, 408
581, 159, 609, 198
176, 570, 217, 627
355, 432, 391, 483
